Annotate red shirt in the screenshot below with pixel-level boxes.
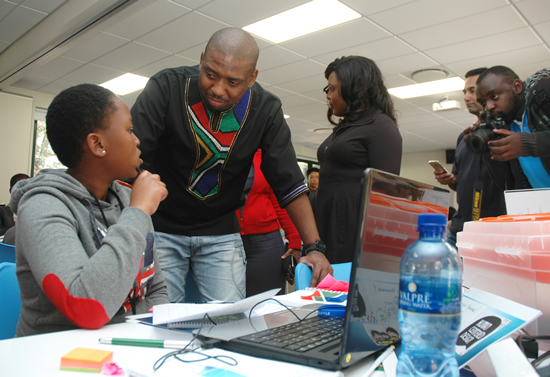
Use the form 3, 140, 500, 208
236, 152, 302, 250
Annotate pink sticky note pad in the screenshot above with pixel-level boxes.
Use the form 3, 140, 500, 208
317, 274, 337, 289
329, 281, 349, 292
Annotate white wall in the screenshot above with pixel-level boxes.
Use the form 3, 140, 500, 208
0, 87, 55, 205
400, 150, 457, 208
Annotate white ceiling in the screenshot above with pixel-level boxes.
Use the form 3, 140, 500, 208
1, 0, 550, 155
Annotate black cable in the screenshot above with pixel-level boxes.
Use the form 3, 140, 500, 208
153, 313, 238, 371
152, 297, 331, 372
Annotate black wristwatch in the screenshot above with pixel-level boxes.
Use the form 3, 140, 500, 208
303, 240, 326, 255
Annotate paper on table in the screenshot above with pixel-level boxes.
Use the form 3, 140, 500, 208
153, 288, 279, 325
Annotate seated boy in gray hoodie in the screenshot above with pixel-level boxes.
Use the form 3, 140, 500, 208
10, 84, 169, 336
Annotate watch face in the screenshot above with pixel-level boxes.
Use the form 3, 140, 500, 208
315, 240, 326, 253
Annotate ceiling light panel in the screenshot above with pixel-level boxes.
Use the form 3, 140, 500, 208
100, 73, 148, 95
243, 0, 361, 43
388, 77, 465, 99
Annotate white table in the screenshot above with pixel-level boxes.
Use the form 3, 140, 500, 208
0, 322, 386, 377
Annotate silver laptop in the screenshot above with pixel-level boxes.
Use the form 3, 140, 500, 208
197, 168, 450, 370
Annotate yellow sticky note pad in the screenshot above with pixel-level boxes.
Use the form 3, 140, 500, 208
60, 347, 113, 373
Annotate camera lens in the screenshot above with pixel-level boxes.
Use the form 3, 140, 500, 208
467, 134, 488, 153
466, 128, 494, 154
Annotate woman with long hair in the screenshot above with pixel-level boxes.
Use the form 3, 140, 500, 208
314, 56, 402, 263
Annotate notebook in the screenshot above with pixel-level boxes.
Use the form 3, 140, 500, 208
197, 168, 450, 371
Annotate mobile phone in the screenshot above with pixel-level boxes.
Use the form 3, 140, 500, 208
428, 160, 449, 174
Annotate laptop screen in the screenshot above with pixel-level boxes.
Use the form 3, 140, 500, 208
340, 168, 450, 368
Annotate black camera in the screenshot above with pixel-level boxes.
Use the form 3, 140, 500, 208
466, 111, 508, 154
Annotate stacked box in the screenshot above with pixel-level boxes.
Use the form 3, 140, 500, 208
458, 213, 550, 335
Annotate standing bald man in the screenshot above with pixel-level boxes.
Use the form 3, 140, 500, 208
131, 28, 331, 303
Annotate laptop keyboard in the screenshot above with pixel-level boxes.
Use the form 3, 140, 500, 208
238, 316, 344, 352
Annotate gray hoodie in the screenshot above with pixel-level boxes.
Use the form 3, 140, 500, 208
10, 169, 169, 336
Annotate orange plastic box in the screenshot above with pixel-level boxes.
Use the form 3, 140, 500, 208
458, 213, 550, 335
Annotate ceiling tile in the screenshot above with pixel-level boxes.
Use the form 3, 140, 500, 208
197, 0, 308, 28
257, 45, 305, 71
21, 0, 66, 14
295, 111, 329, 123
132, 55, 197, 77
276, 74, 326, 94
38, 80, 74, 95
176, 43, 205, 62
260, 59, 325, 85
425, 27, 542, 64
136, 11, 227, 54
106, 0, 191, 40
59, 64, 125, 85
12, 75, 52, 90
513, 61, 550, 81
400, 6, 525, 51
313, 36, 416, 65
0, 5, 46, 43
264, 85, 295, 98
534, 20, 550, 43
0, 1, 17, 21
383, 74, 417, 88
398, 114, 446, 127
302, 88, 327, 103
281, 94, 319, 109
172, 0, 214, 10
0, 40, 9, 53
281, 18, 391, 58
62, 32, 129, 62
92, 42, 170, 72
283, 101, 326, 117
30, 56, 86, 80
515, 0, 550, 25
444, 45, 550, 80
368, 0, 504, 34
377, 53, 439, 76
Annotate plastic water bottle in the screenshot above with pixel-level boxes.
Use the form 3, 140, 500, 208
396, 213, 462, 377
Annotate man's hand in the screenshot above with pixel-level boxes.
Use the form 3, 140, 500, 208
282, 248, 301, 262
298, 251, 333, 287
433, 169, 456, 187
488, 129, 523, 161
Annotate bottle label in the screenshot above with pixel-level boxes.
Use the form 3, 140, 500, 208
399, 278, 461, 314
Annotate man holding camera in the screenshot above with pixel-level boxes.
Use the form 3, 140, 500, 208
475, 66, 550, 189
434, 68, 507, 247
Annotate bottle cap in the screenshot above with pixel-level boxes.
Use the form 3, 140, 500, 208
417, 213, 447, 232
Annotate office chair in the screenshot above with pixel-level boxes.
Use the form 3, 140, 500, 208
295, 262, 352, 291
0, 262, 22, 339
0, 243, 16, 263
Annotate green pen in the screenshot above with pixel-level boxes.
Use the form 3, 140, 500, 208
99, 337, 190, 349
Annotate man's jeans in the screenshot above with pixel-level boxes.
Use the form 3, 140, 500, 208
155, 231, 246, 303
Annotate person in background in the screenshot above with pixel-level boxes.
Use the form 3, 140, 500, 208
306, 167, 319, 204
314, 56, 402, 264
131, 27, 331, 302
1, 173, 30, 244
10, 84, 169, 336
237, 150, 301, 297
434, 68, 507, 248
476, 66, 550, 189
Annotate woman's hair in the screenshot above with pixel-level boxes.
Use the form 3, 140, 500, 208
46, 84, 117, 168
324, 56, 397, 125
